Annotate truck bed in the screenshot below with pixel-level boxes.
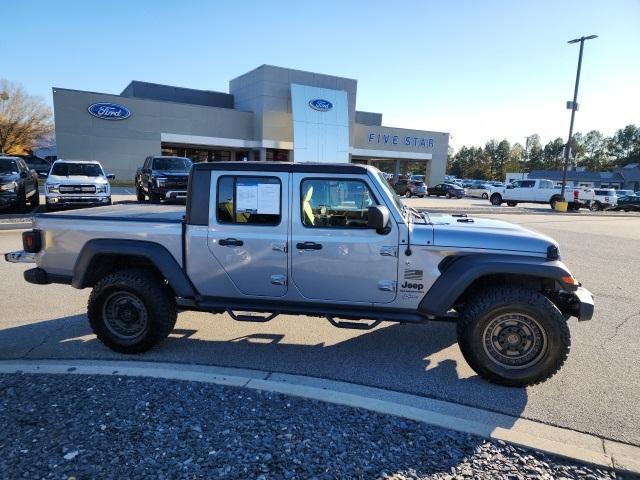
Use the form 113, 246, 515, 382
34, 204, 186, 277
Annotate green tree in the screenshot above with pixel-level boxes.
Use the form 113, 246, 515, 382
580, 130, 608, 170
607, 125, 640, 167
495, 139, 511, 180
543, 138, 565, 170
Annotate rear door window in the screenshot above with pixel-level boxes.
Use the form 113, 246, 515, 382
216, 176, 281, 225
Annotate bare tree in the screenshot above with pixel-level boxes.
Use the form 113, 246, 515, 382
0, 79, 54, 155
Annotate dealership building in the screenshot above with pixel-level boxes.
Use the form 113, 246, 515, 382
53, 65, 449, 184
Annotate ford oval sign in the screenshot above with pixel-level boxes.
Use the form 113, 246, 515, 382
87, 102, 131, 120
308, 99, 333, 112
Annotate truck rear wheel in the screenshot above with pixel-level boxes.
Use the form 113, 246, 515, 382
136, 185, 146, 202
87, 268, 177, 354
456, 286, 570, 386
490, 193, 502, 206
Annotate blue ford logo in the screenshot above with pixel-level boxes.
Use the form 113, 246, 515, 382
87, 102, 131, 120
308, 99, 333, 112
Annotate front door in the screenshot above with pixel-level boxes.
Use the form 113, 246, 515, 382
291, 174, 399, 304
207, 171, 289, 297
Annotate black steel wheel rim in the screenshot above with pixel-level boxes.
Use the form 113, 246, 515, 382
102, 291, 148, 340
482, 313, 547, 369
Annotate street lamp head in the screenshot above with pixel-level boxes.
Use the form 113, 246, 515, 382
568, 35, 598, 44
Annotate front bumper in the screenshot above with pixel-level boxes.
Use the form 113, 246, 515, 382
46, 195, 111, 208
0, 194, 18, 206
570, 286, 594, 321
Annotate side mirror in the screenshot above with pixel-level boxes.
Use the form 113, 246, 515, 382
368, 205, 390, 233
107, 174, 116, 180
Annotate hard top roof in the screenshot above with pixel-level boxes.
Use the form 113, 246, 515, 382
192, 161, 369, 174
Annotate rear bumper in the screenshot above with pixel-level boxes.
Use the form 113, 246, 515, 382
570, 286, 594, 321
21, 267, 72, 286
5, 250, 36, 264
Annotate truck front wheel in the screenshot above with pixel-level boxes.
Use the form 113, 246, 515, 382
87, 268, 177, 353
490, 193, 502, 206
456, 286, 570, 386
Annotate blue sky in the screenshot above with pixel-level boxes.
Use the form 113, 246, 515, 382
3, 0, 639, 149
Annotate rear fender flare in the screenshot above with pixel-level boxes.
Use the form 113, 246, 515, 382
72, 239, 197, 298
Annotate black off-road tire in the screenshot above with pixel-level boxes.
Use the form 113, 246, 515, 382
456, 286, 570, 387
14, 190, 28, 213
30, 187, 40, 207
87, 268, 177, 354
490, 193, 502, 206
136, 185, 146, 202
150, 189, 162, 204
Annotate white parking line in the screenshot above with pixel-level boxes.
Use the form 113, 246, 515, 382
0, 359, 637, 474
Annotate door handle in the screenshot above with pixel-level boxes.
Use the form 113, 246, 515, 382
219, 238, 243, 247
296, 241, 322, 250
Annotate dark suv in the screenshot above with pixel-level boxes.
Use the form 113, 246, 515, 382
0, 156, 40, 211
427, 183, 465, 198
135, 156, 192, 203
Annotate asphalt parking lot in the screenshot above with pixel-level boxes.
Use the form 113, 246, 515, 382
0, 198, 638, 450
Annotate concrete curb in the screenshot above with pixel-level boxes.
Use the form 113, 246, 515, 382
0, 359, 637, 474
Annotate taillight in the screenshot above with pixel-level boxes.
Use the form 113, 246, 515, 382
22, 230, 42, 253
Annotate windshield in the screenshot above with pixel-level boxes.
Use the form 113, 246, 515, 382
152, 157, 192, 171
51, 162, 104, 177
0, 159, 19, 175
375, 170, 404, 213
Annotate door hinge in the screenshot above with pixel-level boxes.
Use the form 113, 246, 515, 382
270, 274, 287, 286
377, 280, 397, 292
380, 246, 398, 257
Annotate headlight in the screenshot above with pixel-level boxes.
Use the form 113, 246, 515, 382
0, 181, 18, 192
96, 184, 109, 194
46, 184, 60, 194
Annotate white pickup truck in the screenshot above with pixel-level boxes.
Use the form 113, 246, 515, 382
489, 179, 594, 210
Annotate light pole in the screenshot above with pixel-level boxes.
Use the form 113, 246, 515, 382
559, 34, 598, 199
0, 92, 7, 155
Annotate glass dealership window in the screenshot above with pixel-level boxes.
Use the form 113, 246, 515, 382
266, 149, 290, 162
216, 176, 281, 225
300, 178, 377, 228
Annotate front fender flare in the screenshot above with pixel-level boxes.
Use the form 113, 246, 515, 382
418, 254, 575, 316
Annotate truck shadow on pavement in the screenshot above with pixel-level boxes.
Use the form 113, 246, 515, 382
0, 313, 529, 423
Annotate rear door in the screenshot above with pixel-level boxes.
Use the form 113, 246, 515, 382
206, 170, 289, 297
290, 174, 399, 304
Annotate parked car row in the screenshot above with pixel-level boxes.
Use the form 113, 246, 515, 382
0, 155, 115, 213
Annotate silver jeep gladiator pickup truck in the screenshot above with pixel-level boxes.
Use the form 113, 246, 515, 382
5, 162, 594, 386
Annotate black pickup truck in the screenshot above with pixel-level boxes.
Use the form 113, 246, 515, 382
134, 156, 192, 203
